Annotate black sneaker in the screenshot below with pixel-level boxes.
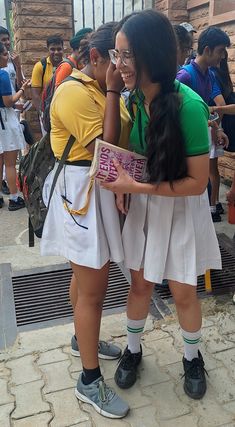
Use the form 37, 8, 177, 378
2, 180, 10, 195
114, 346, 142, 389
182, 351, 208, 399
0, 197, 4, 208
211, 211, 221, 223
8, 196, 25, 211
216, 202, 224, 215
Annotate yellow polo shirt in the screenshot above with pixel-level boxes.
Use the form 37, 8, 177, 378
50, 69, 131, 162
31, 56, 55, 89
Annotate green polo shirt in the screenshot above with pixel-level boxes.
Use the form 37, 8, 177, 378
128, 81, 210, 157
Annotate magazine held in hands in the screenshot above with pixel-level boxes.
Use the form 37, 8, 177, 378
89, 139, 147, 183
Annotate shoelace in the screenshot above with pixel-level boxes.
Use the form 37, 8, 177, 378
98, 379, 115, 403
181, 358, 209, 380
98, 341, 110, 350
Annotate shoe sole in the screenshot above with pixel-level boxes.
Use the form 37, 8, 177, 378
71, 348, 121, 360
183, 383, 207, 400
75, 388, 129, 419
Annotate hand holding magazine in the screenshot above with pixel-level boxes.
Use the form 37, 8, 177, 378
89, 138, 147, 183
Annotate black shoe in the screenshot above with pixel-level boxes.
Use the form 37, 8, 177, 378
216, 202, 224, 215
182, 351, 208, 399
8, 196, 25, 211
114, 346, 142, 389
2, 180, 10, 195
211, 211, 221, 222
20, 119, 35, 146
0, 197, 4, 208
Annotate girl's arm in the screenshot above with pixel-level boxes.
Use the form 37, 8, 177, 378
2, 79, 31, 108
211, 104, 235, 115
102, 154, 209, 197
102, 62, 124, 145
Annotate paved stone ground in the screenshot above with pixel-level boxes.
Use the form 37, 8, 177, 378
1, 306, 235, 427
0, 183, 235, 426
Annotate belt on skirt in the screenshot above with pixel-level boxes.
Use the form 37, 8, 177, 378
56, 158, 92, 166
55, 158, 94, 216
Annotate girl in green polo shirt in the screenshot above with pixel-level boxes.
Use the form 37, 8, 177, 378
103, 10, 221, 400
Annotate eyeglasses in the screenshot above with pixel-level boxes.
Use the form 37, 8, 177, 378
108, 49, 134, 66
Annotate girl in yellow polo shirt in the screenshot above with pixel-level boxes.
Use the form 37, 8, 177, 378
41, 23, 130, 419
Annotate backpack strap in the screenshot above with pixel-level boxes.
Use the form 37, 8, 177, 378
62, 57, 77, 69
28, 217, 35, 247
47, 134, 76, 210
46, 75, 87, 207
41, 57, 47, 86
181, 64, 197, 92
62, 75, 84, 84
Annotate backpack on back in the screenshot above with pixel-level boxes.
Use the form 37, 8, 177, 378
41, 58, 76, 133
18, 132, 75, 244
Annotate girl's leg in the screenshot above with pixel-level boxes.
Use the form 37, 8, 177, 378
115, 269, 154, 389
3, 150, 18, 195
70, 272, 122, 360
168, 280, 207, 399
4, 150, 25, 211
69, 273, 77, 311
209, 157, 221, 221
72, 261, 129, 418
71, 261, 109, 372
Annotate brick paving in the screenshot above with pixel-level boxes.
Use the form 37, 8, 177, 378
1, 310, 235, 427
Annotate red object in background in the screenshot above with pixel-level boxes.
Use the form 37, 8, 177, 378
228, 203, 235, 224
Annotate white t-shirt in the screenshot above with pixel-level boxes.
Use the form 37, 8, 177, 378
3, 58, 17, 94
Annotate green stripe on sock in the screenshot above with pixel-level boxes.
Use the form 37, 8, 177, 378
183, 337, 200, 344
127, 326, 144, 333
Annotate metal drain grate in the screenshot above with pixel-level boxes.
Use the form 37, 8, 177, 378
12, 263, 130, 327
156, 237, 235, 300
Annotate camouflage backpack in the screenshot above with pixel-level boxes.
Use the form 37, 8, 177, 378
18, 133, 75, 244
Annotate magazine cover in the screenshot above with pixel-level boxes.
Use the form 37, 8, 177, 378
90, 139, 147, 183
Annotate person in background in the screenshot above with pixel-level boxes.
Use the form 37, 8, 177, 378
31, 36, 64, 134
210, 52, 235, 153
177, 26, 230, 222
41, 23, 130, 419
0, 42, 30, 210
0, 26, 25, 196
103, 9, 221, 400
180, 22, 197, 59
55, 28, 92, 88
173, 25, 193, 69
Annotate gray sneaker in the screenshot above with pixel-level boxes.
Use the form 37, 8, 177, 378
71, 335, 122, 360
75, 374, 129, 419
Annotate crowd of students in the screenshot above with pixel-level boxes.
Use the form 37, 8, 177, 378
0, 9, 235, 420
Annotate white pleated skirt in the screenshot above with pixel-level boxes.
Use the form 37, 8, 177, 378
0, 107, 25, 153
41, 164, 124, 269
122, 191, 222, 286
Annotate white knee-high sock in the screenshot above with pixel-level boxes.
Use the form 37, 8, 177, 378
127, 318, 146, 354
181, 328, 201, 361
